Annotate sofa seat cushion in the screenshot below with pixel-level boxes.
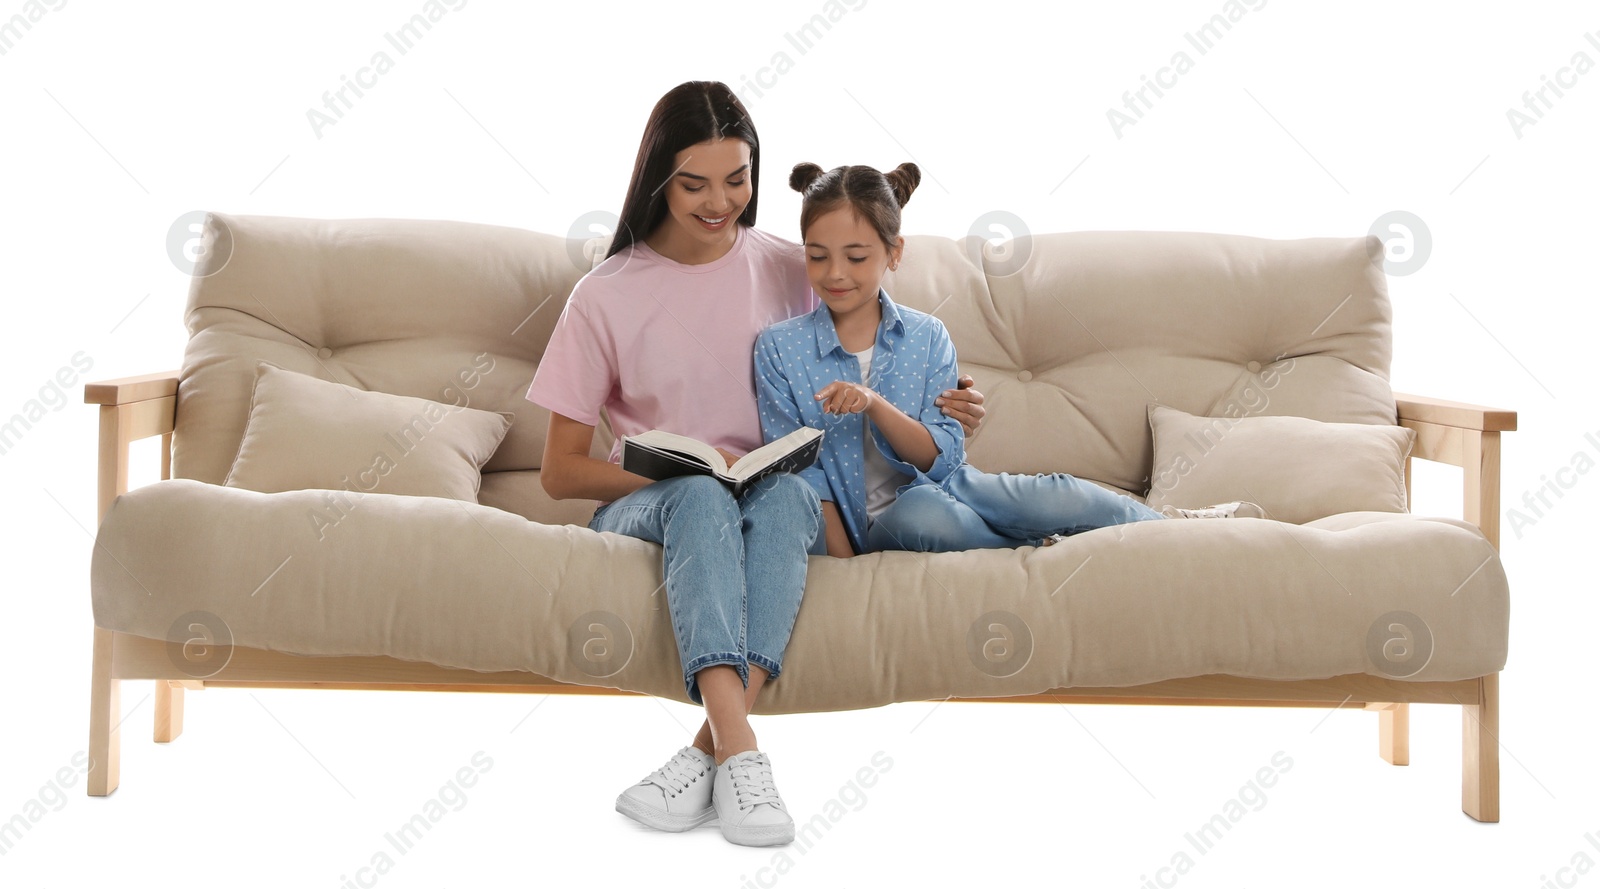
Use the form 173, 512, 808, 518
92, 480, 1508, 714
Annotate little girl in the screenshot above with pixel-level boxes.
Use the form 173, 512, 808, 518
754, 161, 1261, 557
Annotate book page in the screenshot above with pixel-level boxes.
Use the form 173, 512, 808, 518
627, 430, 724, 472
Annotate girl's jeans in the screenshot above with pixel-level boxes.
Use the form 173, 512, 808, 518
588, 473, 822, 705
866, 463, 1165, 553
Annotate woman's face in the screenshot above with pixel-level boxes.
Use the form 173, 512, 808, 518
655, 137, 752, 255
803, 206, 901, 323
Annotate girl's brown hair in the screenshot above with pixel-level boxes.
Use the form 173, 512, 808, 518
789, 162, 920, 248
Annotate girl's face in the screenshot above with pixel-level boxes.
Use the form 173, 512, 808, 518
655, 137, 752, 257
803, 206, 902, 323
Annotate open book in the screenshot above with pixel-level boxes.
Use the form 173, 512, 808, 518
621, 427, 823, 495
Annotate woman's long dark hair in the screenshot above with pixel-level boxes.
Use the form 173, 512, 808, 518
606, 81, 760, 260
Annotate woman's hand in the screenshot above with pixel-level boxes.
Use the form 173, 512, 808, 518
935, 373, 986, 437
815, 381, 877, 415
714, 447, 740, 469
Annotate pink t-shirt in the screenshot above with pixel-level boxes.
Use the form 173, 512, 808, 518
527, 224, 814, 464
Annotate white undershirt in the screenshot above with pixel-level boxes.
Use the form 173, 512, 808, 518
849, 344, 913, 520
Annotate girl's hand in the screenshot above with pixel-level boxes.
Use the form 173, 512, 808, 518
815, 381, 876, 415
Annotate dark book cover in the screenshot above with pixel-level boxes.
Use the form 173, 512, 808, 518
621, 431, 822, 496
621, 444, 718, 485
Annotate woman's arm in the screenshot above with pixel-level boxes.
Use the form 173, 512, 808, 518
540, 412, 655, 502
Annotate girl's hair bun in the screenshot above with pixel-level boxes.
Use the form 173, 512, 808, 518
884, 162, 921, 207
790, 162, 825, 193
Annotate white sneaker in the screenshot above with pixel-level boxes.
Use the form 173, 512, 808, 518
1160, 501, 1266, 519
712, 750, 794, 846
615, 746, 717, 832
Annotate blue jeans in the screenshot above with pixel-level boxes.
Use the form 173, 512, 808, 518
866, 463, 1165, 553
588, 473, 822, 705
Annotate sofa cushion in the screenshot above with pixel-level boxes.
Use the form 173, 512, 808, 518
1143, 403, 1414, 523
886, 231, 1398, 495
170, 213, 601, 513
478, 469, 599, 526
224, 363, 513, 503
173, 216, 1396, 524
92, 480, 1510, 713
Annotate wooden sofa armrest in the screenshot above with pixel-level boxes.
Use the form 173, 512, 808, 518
84, 371, 180, 406
1394, 392, 1517, 433
1394, 392, 1518, 550
84, 371, 180, 522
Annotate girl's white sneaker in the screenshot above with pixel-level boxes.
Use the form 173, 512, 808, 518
1160, 501, 1266, 519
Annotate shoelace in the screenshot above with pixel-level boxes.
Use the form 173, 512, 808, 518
727, 755, 782, 810
648, 751, 708, 798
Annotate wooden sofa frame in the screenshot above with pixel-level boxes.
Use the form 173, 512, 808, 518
83, 372, 1517, 821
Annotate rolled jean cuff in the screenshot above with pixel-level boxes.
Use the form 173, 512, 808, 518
746, 651, 782, 683
683, 652, 748, 706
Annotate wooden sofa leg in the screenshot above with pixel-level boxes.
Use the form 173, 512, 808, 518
154, 681, 185, 743
1462, 673, 1500, 822
87, 628, 121, 796
1379, 704, 1410, 765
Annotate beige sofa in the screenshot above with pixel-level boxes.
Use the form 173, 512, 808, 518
84, 212, 1515, 821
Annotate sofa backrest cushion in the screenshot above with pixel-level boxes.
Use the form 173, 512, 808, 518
173, 213, 606, 511
172, 215, 1396, 522
886, 231, 1396, 496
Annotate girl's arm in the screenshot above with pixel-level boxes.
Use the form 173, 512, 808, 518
817, 382, 939, 473
909, 326, 967, 483
540, 412, 656, 502
864, 395, 939, 472
815, 320, 964, 481
753, 331, 836, 503
754, 329, 858, 555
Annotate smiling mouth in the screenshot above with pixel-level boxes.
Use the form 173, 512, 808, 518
694, 214, 729, 228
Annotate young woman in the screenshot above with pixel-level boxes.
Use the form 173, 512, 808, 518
754, 162, 1262, 558
526, 84, 986, 847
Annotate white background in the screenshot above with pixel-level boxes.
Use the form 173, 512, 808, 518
2, 1, 1596, 886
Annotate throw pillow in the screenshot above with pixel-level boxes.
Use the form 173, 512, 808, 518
1145, 403, 1414, 524
224, 363, 513, 502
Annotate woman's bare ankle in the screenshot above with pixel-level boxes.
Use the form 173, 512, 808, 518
691, 726, 713, 756
712, 734, 758, 765
695, 665, 758, 763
